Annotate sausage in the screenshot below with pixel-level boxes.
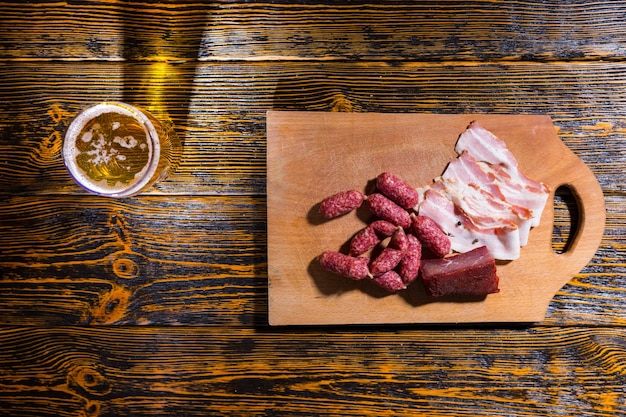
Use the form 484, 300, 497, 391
397, 233, 422, 285
318, 251, 370, 280
389, 227, 409, 253
371, 270, 406, 292
366, 193, 411, 229
318, 189, 365, 219
370, 220, 398, 239
349, 226, 380, 256
412, 215, 451, 258
376, 172, 420, 209
369, 247, 404, 276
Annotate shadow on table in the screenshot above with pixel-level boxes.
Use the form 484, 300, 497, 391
120, 0, 206, 156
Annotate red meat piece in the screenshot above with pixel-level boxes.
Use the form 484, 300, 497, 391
420, 246, 500, 297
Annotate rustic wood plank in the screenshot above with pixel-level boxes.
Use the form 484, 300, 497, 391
1, 2, 623, 417
0, 61, 624, 196
548, 194, 626, 327
0, 61, 623, 327
0, 194, 623, 327
2, 0, 626, 62
0, 326, 624, 416
0, 195, 267, 326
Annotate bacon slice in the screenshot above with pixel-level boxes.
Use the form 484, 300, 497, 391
454, 121, 521, 169
477, 160, 549, 228
455, 122, 550, 219
417, 187, 521, 260
415, 121, 550, 260
443, 181, 531, 247
441, 152, 534, 245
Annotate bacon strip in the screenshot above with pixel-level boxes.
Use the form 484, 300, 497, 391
417, 187, 522, 260
415, 121, 550, 260
441, 152, 534, 245
478, 161, 549, 227
455, 122, 550, 199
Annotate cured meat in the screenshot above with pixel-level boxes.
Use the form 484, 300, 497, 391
478, 160, 548, 228
318, 251, 370, 280
418, 187, 521, 260
454, 121, 550, 225
432, 176, 533, 247
455, 122, 522, 171
415, 121, 550, 260
411, 215, 451, 258
397, 233, 422, 286
366, 193, 412, 229
420, 246, 500, 298
389, 227, 409, 253
369, 247, 404, 276
376, 172, 420, 209
370, 220, 398, 238
349, 226, 380, 256
444, 150, 547, 229
319, 189, 365, 219
371, 270, 406, 292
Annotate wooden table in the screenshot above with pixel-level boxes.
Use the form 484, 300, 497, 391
1, 1, 624, 415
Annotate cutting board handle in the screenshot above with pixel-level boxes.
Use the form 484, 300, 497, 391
548, 163, 605, 282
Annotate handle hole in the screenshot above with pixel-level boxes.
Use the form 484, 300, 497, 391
552, 185, 580, 254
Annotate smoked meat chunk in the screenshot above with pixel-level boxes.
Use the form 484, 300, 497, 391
420, 246, 500, 298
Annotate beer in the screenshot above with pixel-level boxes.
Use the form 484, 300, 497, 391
63, 102, 180, 197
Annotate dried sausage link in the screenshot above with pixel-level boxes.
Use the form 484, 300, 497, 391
369, 247, 404, 276
366, 193, 411, 229
318, 251, 370, 280
318, 189, 365, 219
412, 215, 451, 258
376, 172, 420, 209
349, 226, 380, 256
371, 270, 406, 292
389, 227, 409, 253
370, 220, 398, 238
397, 233, 422, 285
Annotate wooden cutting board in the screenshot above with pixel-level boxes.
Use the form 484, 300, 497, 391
267, 112, 605, 325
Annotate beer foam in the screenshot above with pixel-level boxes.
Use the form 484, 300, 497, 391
63, 102, 162, 197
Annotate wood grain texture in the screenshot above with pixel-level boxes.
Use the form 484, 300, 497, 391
0, 326, 625, 417
0, 61, 625, 195
1, 0, 626, 62
0, 62, 623, 327
0, 195, 267, 326
1, 0, 625, 416
0, 194, 623, 327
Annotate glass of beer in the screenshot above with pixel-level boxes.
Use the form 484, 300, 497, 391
63, 102, 181, 198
